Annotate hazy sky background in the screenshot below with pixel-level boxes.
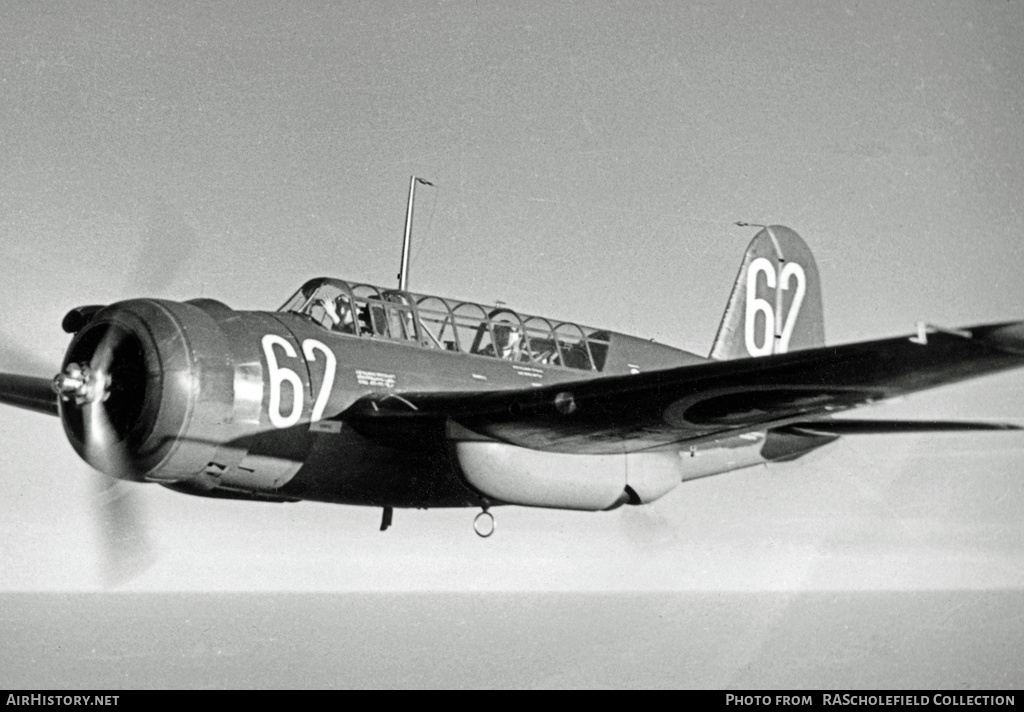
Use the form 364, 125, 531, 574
1, 1, 1023, 594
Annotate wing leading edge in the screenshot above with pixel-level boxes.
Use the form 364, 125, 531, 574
347, 321, 1024, 454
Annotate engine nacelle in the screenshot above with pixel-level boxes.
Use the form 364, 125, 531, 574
58, 299, 313, 492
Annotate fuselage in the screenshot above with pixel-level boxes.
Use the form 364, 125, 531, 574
60, 277, 819, 512
39, 225, 1023, 518
208, 277, 782, 509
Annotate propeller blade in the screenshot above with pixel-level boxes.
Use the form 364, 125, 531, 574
130, 201, 197, 295
90, 469, 152, 587
0, 339, 56, 378
80, 325, 153, 586
82, 398, 133, 479
89, 325, 118, 383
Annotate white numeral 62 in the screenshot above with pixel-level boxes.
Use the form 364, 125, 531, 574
261, 335, 337, 428
744, 258, 806, 357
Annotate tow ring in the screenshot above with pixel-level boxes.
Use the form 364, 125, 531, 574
473, 510, 496, 538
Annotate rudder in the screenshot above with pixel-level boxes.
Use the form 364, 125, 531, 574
710, 225, 824, 360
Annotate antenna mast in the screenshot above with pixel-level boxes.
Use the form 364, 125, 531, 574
398, 176, 435, 291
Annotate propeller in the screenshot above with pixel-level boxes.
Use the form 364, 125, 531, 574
2, 200, 194, 586
53, 323, 153, 586
130, 199, 198, 296
89, 470, 153, 587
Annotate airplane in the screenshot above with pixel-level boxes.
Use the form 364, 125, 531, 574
1, 197, 1023, 557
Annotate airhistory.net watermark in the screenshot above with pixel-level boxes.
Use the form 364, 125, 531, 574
6, 696, 118, 706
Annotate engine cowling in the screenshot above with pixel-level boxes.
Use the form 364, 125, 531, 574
57, 298, 313, 491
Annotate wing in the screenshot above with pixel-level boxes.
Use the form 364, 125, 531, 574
347, 321, 1024, 454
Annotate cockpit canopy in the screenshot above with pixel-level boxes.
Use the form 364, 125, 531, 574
279, 278, 609, 371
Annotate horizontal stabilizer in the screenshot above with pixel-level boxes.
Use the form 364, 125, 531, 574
785, 419, 1021, 435
0, 373, 58, 416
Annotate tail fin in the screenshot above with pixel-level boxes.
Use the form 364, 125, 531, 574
710, 225, 824, 360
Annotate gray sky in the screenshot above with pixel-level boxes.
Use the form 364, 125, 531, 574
1, 1, 1023, 592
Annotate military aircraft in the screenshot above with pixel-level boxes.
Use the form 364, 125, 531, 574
2, 210, 1023, 555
